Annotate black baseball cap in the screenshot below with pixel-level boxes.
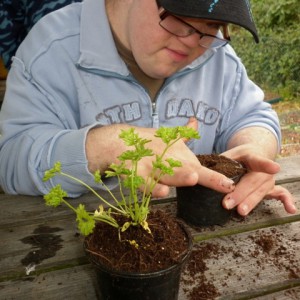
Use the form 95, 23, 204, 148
158, 0, 259, 43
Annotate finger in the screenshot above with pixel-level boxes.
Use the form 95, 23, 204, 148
156, 163, 236, 194
138, 156, 199, 188
265, 185, 297, 214
238, 153, 280, 175
147, 182, 170, 198
159, 168, 199, 187
186, 117, 198, 130
236, 181, 271, 216
223, 172, 275, 214
196, 166, 236, 193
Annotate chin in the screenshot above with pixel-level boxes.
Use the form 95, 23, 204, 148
145, 67, 177, 79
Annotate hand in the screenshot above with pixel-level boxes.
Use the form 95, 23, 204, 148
221, 149, 297, 216
86, 122, 201, 197
151, 117, 238, 197
86, 118, 236, 198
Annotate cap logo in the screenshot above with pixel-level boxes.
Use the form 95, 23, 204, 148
208, 0, 220, 13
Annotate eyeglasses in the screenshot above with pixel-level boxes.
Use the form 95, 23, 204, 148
159, 10, 231, 49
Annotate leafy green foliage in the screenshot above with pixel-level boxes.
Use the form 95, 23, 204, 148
43, 162, 62, 181
43, 127, 200, 237
76, 204, 96, 236
231, 0, 300, 99
44, 184, 67, 207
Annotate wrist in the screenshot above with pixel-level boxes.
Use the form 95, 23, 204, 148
227, 127, 278, 160
86, 124, 131, 173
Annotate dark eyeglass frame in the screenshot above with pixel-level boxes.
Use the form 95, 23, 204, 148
159, 10, 231, 49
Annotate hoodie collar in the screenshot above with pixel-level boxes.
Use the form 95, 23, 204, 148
77, 0, 129, 75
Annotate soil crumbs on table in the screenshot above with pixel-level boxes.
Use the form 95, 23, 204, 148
182, 243, 221, 299
182, 227, 299, 299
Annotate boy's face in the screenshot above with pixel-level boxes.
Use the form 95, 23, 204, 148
118, 0, 220, 79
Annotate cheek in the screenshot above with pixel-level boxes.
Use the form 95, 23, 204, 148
128, 22, 168, 70
128, 16, 162, 55
131, 35, 168, 77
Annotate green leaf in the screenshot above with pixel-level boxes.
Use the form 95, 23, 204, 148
94, 170, 102, 183
76, 204, 95, 236
152, 157, 181, 176
44, 184, 67, 207
118, 147, 153, 162
155, 127, 178, 144
153, 160, 174, 175
119, 128, 151, 147
178, 126, 200, 140
105, 163, 131, 177
166, 158, 182, 168
123, 175, 145, 190
155, 126, 200, 144
43, 162, 62, 181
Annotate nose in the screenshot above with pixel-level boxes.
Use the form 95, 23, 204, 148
177, 33, 200, 48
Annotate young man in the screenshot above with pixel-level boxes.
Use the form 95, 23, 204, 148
0, 0, 296, 216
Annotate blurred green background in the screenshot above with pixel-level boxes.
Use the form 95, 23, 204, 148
231, 0, 299, 101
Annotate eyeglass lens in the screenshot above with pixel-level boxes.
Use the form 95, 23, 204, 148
159, 14, 229, 49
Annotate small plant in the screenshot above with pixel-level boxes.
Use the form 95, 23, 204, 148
43, 126, 200, 237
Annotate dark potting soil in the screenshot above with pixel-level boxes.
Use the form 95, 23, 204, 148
196, 154, 246, 178
85, 210, 190, 273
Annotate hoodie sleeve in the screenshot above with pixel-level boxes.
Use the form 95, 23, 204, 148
0, 56, 116, 196
213, 51, 281, 154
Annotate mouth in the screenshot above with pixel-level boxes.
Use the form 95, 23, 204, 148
165, 48, 189, 62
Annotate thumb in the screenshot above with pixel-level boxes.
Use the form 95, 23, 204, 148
186, 117, 198, 130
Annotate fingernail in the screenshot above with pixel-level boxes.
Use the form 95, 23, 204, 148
220, 178, 235, 190
240, 204, 249, 216
224, 197, 236, 210
291, 204, 297, 213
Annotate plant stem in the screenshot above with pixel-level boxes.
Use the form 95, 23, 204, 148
60, 172, 125, 215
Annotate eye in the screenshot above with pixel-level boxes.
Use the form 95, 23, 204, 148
187, 27, 196, 35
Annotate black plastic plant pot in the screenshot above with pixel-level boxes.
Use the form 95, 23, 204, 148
176, 154, 246, 227
84, 224, 192, 300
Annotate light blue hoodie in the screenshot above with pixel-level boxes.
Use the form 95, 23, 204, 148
0, 0, 280, 196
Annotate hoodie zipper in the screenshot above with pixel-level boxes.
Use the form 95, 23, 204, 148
152, 101, 159, 128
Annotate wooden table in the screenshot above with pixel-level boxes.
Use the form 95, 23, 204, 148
1, 155, 300, 299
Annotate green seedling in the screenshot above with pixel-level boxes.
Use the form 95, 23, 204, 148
43, 126, 200, 238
